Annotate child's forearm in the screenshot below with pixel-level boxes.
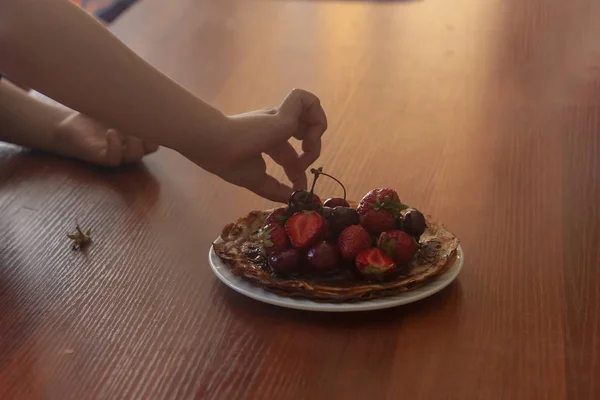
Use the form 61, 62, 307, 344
0, 78, 69, 150
0, 0, 227, 160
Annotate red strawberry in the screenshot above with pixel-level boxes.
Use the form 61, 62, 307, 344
264, 207, 289, 227
357, 188, 403, 215
261, 223, 290, 254
338, 225, 372, 261
285, 211, 325, 249
357, 188, 405, 235
355, 248, 396, 279
359, 209, 396, 235
378, 230, 417, 265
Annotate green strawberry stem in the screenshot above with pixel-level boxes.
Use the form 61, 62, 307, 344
310, 168, 346, 200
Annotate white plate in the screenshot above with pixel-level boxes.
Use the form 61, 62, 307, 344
209, 239, 464, 312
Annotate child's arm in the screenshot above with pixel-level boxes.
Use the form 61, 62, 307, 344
0, 77, 157, 166
0, 0, 224, 154
0, 76, 69, 151
0, 0, 327, 201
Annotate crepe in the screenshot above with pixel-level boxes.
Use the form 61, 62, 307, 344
214, 207, 460, 302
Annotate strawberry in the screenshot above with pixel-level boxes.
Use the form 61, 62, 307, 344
377, 230, 417, 265
355, 248, 396, 279
338, 225, 372, 261
357, 188, 406, 235
359, 209, 396, 235
264, 207, 290, 227
357, 188, 403, 216
285, 211, 325, 249
260, 223, 290, 254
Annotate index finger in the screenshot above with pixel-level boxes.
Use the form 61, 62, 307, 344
299, 101, 327, 168
251, 174, 294, 203
298, 129, 322, 170
266, 142, 308, 190
298, 94, 327, 169
279, 89, 328, 169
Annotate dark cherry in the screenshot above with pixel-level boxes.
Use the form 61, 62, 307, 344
321, 207, 335, 242
268, 248, 301, 273
329, 206, 360, 235
321, 206, 334, 219
264, 207, 290, 227
395, 217, 403, 230
321, 222, 333, 243
402, 209, 426, 238
306, 241, 340, 272
287, 168, 325, 214
323, 197, 350, 208
288, 190, 323, 214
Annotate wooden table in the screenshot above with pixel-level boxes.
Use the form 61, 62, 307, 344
2, 0, 599, 398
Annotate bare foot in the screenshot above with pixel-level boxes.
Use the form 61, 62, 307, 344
52, 112, 159, 166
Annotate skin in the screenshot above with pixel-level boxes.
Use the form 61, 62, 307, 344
0, 78, 158, 166
0, 0, 327, 202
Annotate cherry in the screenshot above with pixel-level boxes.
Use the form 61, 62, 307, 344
328, 206, 360, 235
287, 168, 323, 214
323, 198, 350, 208
306, 241, 340, 272
268, 248, 301, 273
288, 191, 322, 214
402, 209, 426, 239
322, 206, 334, 219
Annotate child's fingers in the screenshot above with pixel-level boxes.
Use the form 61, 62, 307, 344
251, 174, 294, 203
280, 89, 327, 130
105, 129, 123, 166
298, 133, 322, 170
143, 140, 159, 154
279, 89, 327, 169
266, 142, 307, 190
122, 136, 145, 163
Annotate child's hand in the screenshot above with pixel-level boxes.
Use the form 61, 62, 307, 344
53, 112, 159, 166
186, 89, 327, 203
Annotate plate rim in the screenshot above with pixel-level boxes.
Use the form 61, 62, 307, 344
209, 239, 464, 312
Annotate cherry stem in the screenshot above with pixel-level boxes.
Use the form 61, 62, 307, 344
310, 168, 346, 200
309, 167, 322, 195
308, 167, 322, 209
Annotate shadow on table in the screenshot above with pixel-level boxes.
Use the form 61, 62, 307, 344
0, 145, 160, 212
221, 279, 464, 328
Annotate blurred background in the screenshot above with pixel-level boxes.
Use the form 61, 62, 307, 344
71, 0, 137, 23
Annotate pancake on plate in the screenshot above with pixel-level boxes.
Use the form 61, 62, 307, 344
214, 206, 459, 303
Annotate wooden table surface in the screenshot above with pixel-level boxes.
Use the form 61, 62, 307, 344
2, 0, 600, 398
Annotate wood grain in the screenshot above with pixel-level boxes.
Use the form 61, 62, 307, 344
2, 0, 600, 398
